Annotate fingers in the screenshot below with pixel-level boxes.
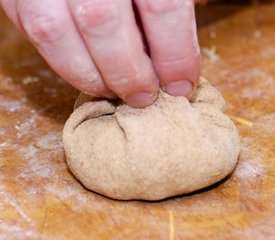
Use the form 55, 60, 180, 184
0, 0, 20, 26
135, 0, 200, 98
68, 0, 159, 107
16, 0, 114, 98
2, 0, 200, 107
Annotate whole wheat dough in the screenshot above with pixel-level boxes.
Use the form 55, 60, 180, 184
62, 77, 240, 200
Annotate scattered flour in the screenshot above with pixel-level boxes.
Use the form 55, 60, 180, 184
241, 87, 263, 99
0, 97, 26, 112
260, 46, 275, 59
231, 69, 274, 85
16, 114, 38, 138
37, 69, 54, 78
228, 69, 275, 101
257, 113, 275, 131
235, 159, 264, 180
22, 76, 39, 85
0, 76, 12, 82
17, 142, 88, 207
35, 133, 63, 150
18, 145, 53, 179
0, 223, 38, 239
254, 30, 262, 39
202, 46, 220, 63
2, 193, 32, 223
209, 30, 217, 39
0, 142, 16, 149
46, 184, 87, 204
43, 88, 58, 97
14, 56, 41, 69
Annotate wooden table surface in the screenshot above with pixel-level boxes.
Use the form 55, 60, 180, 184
0, 3, 275, 240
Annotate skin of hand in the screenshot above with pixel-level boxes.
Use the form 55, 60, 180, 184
0, 0, 200, 108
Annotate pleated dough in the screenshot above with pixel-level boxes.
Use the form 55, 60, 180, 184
62, 77, 240, 200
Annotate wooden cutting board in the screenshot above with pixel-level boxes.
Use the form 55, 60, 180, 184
0, 3, 274, 240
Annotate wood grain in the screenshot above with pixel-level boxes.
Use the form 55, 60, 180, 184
0, 3, 274, 240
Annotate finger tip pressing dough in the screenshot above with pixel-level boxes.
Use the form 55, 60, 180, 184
62, 77, 240, 201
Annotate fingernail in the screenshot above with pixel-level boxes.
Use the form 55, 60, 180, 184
164, 80, 193, 97
125, 92, 157, 108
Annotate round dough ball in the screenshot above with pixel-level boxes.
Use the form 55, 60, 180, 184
62, 77, 240, 200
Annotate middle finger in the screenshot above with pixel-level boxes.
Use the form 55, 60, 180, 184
68, 0, 159, 107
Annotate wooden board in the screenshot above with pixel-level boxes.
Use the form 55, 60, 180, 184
0, 3, 274, 240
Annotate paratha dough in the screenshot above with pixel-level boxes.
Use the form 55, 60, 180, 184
62, 77, 240, 200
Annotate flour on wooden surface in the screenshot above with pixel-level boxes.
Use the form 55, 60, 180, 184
35, 133, 63, 150
202, 46, 220, 63
15, 114, 39, 139
241, 87, 263, 99
0, 97, 26, 112
235, 159, 264, 180
0, 128, 7, 137
0, 223, 38, 240
254, 30, 262, 39
22, 76, 39, 85
0, 142, 16, 149
19, 145, 53, 179
260, 46, 275, 59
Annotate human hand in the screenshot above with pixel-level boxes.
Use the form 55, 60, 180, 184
0, 0, 200, 107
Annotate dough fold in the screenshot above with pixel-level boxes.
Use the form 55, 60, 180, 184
63, 77, 240, 200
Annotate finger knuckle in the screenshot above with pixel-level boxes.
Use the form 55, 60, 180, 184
156, 55, 200, 84
106, 72, 156, 97
107, 76, 132, 92
20, 12, 67, 44
74, 0, 118, 37
156, 53, 191, 68
70, 67, 104, 93
73, 74, 106, 95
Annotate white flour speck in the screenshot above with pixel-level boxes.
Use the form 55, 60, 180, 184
209, 31, 217, 39
202, 46, 220, 63
254, 30, 262, 38
0, 128, 6, 136
0, 142, 16, 149
22, 76, 39, 85
260, 46, 275, 59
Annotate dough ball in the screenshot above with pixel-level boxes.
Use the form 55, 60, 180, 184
62, 77, 240, 200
